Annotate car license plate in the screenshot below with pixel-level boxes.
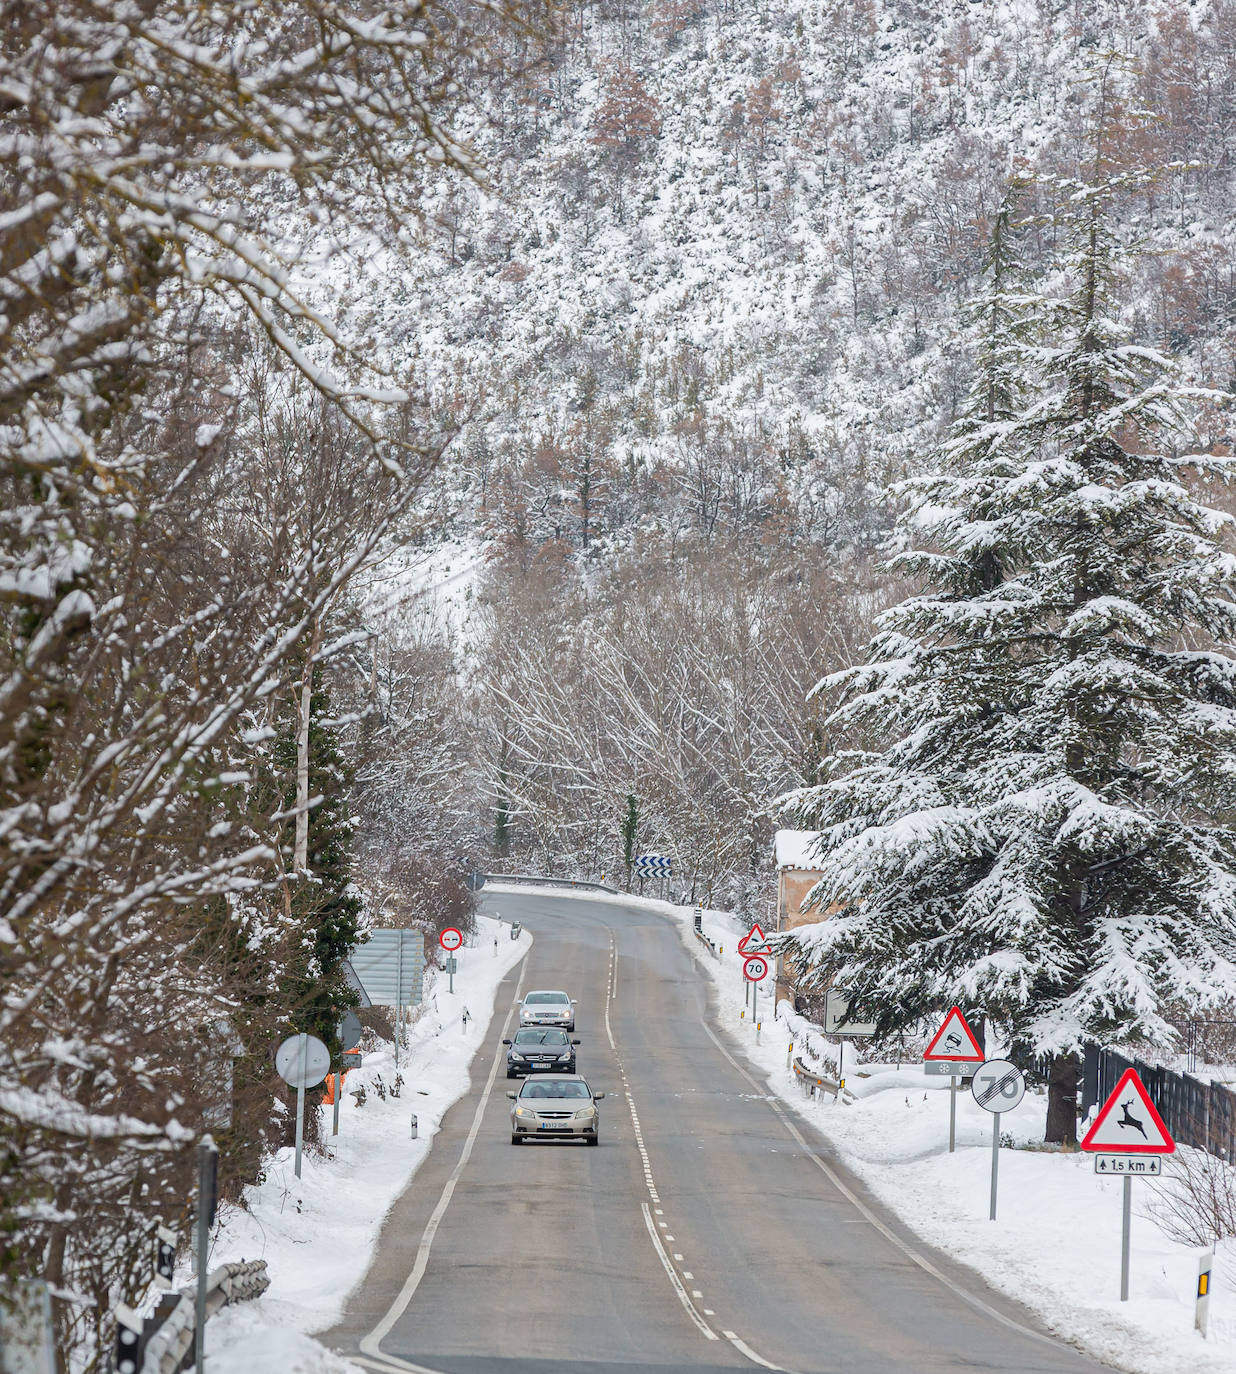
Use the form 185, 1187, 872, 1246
539, 1122, 572, 1130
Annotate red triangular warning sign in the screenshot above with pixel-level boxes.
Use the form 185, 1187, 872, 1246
923, 1007, 984, 1062
1080, 1068, 1175, 1154
737, 922, 768, 955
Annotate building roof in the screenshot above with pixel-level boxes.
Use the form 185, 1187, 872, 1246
774, 829, 824, 871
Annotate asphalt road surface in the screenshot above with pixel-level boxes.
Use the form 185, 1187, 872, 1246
325, 888, 1113, 1374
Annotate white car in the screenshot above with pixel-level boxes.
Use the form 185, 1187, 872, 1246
518, 989, 576, 1032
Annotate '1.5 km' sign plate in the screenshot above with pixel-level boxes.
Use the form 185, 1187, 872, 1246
1093, 1154, 1162, 1176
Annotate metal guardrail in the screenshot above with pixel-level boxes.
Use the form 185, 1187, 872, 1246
483, 873, 620, 894
693, 927, 719, 959
1084, 1046, 1236, 1162
791, 1055, 844, 1100
139, 1260, 269, 1373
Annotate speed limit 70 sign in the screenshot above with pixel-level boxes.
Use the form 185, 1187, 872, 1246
743, 954, 770, 982
971, 1059, 1025, 1113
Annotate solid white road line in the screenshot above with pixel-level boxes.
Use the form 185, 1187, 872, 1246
358, 956, 531, 1363
641, 1203, 718, 1341
351, 1354, 445, 1374
723, 1331, 789, 1372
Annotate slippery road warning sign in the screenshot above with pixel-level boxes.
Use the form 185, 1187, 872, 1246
923, 1007, 985, 1066
1081, 1068, 1175, 1155
738, 922, 769, 955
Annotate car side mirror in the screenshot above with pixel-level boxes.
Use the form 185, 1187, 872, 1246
572, 1039, 581, 1045
501, 1039, 511, 1045
593, 1092, 606, 1101
506, 1091, 516, 1099
571, 999, 577, 1004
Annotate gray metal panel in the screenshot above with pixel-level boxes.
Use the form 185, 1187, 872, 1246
349, 929, 426, 1007
340, 958, 373, 1008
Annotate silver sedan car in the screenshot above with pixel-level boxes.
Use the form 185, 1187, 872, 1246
518, 989, 576, 1032
508, 1074, 605, 1145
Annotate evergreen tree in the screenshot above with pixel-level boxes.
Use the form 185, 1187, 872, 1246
275, 665, 363, 1053
622, 792, 640, 889
781, 177, 1236, 1142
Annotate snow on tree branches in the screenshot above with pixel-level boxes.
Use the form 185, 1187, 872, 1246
0, 0, 537, 1359
779, 173, 1236, 1142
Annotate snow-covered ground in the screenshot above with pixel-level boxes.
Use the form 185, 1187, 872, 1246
673, 898, 1236, 1374
201, 914, 531, 1373
190, 886, 1234, 1374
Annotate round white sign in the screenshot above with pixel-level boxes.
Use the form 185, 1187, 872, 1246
743, 954, 770, 982
275, 1033, 331, 1088
970, 1058, 1026, 1114
440, 927, 463, 951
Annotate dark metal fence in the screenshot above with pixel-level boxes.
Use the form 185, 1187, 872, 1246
1079, 1043, 1236, 1163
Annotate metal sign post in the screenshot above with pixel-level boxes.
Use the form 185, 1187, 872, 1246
1079, 1066, 1175, 1301
395, 929, 404, 1068
1119, 1175, 1133, 1302
195, 1137, 218, 1374
294, 1037, 306, 1178
439, 924, 463, 996
924, 1008, 985, 1152
331, 1011, 363, 1139
970, 1059, 1026, 1222
275, 1033, 330, 1179
989, 1112, 1002, 1220
743, 954, 768, 1045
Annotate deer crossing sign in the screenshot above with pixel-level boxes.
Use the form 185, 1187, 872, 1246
1080, 1068, 1175, 1157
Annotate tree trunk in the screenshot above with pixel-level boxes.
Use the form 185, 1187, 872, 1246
1045, 1052, 1079, 1145
294, 617, 320, 871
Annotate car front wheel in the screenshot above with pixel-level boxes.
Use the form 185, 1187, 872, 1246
511, 1134, 523, 1145
586, 1133, 599, 1146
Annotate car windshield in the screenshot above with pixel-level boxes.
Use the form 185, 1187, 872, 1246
520, 1080, 591, 1100
513, 1029, 568, 1046
525, 992, 569, 1004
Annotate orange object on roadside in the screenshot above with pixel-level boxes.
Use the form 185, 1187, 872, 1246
321, 1071, 348, 1105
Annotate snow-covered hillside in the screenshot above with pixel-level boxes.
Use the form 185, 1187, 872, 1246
361, 0, 1236, 554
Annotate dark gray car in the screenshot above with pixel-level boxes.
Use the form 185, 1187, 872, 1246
502, 1027, 579, 1077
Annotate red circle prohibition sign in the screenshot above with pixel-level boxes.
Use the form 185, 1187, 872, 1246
743, 954, 770, 982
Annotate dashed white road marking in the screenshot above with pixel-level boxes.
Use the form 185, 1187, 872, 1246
607, 928, 791, 1372
641, 1202, 717, 1340
695, 997, 1065, 1353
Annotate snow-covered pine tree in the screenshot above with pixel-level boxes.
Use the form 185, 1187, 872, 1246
779, 174, 1236, 1143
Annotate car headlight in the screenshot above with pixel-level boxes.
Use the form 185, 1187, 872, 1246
515, 1106, 536, 1119
574, 1107, 595, 1119
557, 1051, 571, 1060
511, 1052, 527, 1060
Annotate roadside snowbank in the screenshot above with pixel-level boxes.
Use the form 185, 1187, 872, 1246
481, 883, 1236, 1372
202, 914, 530, 1373
675, 899, 1236, 1374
